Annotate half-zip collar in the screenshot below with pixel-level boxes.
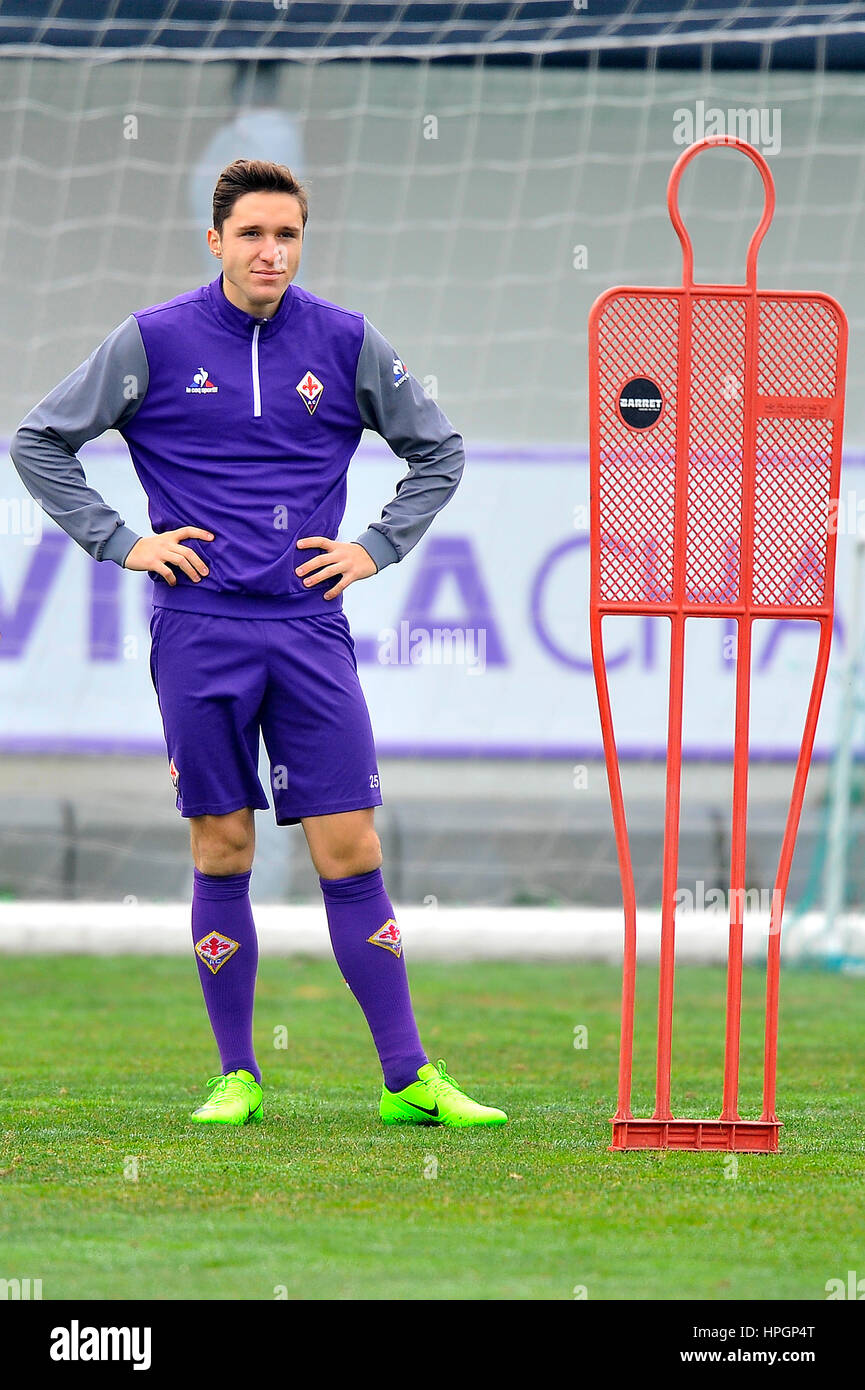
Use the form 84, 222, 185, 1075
204, 271, 295, 339
251, 322, 262, 418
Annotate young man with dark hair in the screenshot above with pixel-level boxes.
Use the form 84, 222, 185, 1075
11, 158, 506, 1130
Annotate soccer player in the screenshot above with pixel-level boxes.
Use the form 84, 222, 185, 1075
11, 158, 506, 1130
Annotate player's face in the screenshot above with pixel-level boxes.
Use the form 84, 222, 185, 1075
208, 191, 304, 317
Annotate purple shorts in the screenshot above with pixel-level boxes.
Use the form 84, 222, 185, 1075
148, 608, 382, 825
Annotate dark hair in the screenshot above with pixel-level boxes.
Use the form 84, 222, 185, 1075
212, 159, 308, 234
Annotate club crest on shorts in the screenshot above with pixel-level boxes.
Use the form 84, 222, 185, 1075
194, 931, 240, 974
367, 918, 402, 957
296, 370, 324, 415
168, 757, 179, 791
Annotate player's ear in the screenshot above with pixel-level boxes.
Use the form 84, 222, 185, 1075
206, 227, 222, 259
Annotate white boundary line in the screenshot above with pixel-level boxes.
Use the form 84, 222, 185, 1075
2, 904, 863, 964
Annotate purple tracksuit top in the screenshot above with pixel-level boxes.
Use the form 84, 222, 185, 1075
11, 273, 465, 619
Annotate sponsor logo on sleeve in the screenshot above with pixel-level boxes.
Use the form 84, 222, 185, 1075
392, 355, 409, 386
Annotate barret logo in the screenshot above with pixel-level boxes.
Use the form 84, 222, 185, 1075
392, 355, 409, 386
367, 918, 402, 957
194, 931, 240, 974
296, 370, 324, 415
186, 367, 218, 394
617, 376, 663, 429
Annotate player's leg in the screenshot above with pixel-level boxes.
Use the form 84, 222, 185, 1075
304, 807, 505, 1127
302, 807, 427, 1090
260, 610, 506, 1126
148, 608, 269, 1125
187, 807, 263, 1123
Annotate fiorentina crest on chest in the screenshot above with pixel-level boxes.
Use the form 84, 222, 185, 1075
296, 370, 324, 415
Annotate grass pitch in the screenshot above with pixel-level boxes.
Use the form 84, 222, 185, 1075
0, 955, 862, 1301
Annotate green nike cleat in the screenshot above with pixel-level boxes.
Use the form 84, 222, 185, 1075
190, 1070, 263, 1126
380, 1058, 508, 1128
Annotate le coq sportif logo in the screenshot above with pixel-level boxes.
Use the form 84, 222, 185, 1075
186, 367, 218, 394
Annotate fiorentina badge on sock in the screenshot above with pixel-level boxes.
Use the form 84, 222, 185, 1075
195, 931, 240, 974
367, 918, 402, 957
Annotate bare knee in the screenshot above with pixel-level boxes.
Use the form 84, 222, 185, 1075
319, 828, 382, 880
190, 808, 255, 876
304, 813, 382, 881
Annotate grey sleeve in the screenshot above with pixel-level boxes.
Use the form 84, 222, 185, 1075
353, 318, 465, 571
9, 315, 149, 566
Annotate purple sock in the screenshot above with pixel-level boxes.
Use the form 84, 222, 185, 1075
320, 867, 428, 1092
191, 867, 261, 1083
